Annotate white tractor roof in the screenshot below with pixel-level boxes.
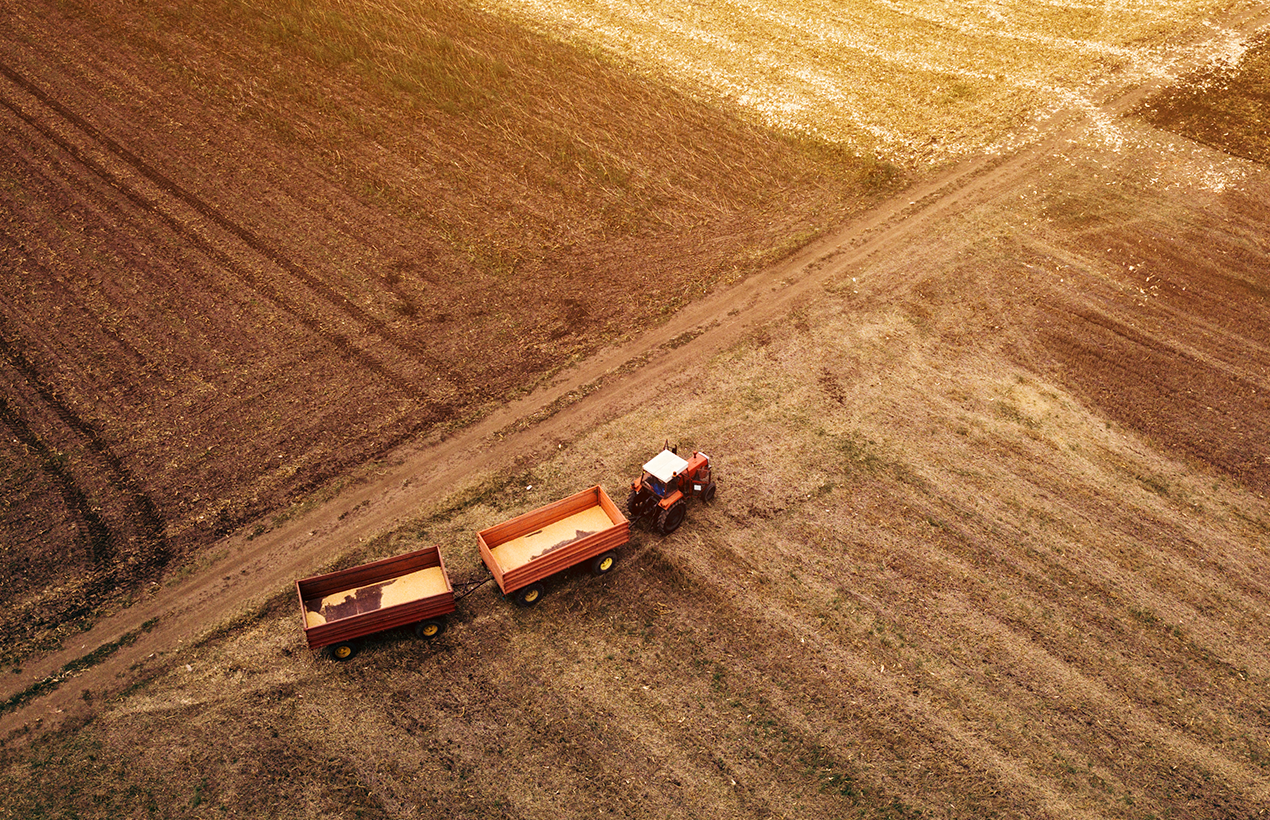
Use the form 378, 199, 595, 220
643, 449, 689, 483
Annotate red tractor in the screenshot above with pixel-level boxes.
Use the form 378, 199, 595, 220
626, 447, 716, 534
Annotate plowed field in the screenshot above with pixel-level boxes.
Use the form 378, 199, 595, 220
0, 0, 893, 662
2, 0, 1268, 818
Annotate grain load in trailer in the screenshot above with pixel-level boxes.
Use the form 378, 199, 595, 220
296, 545, 456, 661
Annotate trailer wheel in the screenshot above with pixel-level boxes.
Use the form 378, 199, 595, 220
414, 619, 447, 640
590, 551, 617, 576
326, 642, 358, 662
655, 501, 687, 535
514, 583, 545, 607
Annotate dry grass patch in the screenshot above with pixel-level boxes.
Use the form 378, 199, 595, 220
480, 0, 1238, 163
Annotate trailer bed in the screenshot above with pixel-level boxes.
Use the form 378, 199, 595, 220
296, 545, 455, 650
490, 505, 617, 573
479, 485, 629, 596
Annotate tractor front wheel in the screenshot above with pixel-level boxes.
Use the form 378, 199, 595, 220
656, 501, 687, 535
626, 489, 650, 520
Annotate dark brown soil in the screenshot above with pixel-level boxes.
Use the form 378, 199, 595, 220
1023, 170, 1270, 494
1138, 31, 1270, 164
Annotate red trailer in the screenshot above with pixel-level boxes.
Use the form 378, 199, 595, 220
296, 544, 456, 661
478, 485, 630, 607
295, 486, 632, 660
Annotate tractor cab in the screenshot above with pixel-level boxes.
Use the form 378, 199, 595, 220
640, 449, 691, 499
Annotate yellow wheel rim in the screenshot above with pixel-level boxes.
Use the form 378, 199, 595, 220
599, 556, 613, 572
524, 588, 539, 603
333, 645, 352, 659
422, 624, 439, 637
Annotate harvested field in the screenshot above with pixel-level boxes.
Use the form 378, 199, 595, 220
2, 0, 1269, 819
480, 0, 1252, 162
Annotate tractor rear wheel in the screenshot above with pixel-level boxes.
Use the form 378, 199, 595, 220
656, 501, 687, 535
702, 482, 717, 503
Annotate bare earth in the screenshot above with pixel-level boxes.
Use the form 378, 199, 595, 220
1, 0, 1269, 818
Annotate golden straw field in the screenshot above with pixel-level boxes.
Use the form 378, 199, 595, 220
479, 0, 1250, 162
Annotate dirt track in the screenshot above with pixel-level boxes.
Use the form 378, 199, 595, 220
3, 2, 1268, 738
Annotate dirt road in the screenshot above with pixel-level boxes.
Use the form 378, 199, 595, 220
3, 3, 1267, 742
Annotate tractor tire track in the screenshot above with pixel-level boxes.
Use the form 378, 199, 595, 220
0, 317, 169, 568
0, 230, 151, 375
0, 396, 116, 571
